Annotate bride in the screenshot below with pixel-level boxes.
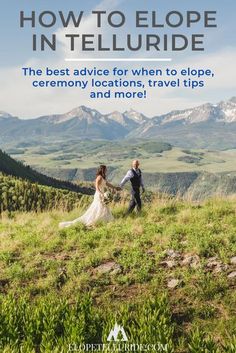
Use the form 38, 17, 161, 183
59, 165, 119, 228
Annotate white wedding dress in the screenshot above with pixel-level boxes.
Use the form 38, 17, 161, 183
59, 178, 114, 228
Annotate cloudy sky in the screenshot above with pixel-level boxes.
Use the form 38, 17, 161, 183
0, 0, 235, 118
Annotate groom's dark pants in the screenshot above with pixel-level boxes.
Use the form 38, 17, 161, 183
127, 188, 142, 214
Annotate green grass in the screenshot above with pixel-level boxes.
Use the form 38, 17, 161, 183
0, 197, 236, 352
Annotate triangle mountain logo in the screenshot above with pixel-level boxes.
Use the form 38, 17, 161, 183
107, 322, 128, 342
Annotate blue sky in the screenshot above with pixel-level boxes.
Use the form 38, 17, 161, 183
0, 0, 235, 117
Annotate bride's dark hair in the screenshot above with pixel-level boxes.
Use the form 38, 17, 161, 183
96, 165, 107, 179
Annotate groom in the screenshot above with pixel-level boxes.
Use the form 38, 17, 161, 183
119, 160, 145, 214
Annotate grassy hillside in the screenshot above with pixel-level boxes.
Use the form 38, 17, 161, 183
0, 149, 93, 195
0, 197, 236, 352
0, 173, 91, 213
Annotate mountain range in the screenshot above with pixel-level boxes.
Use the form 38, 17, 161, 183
0, 97, 236, 148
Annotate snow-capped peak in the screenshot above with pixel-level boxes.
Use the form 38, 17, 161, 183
124, 109, 147, 123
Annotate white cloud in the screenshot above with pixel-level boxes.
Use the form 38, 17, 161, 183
56, 0, 127, 58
